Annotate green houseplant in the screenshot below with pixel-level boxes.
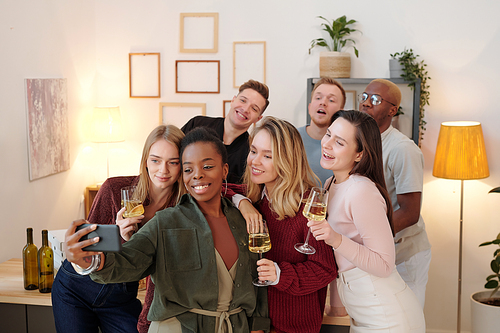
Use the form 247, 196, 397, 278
309, 15, 360, 57
470, 187, 500, 333
390, 48, 430, 146
309, 15, 360, 78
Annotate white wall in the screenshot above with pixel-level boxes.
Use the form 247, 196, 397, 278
1, 0, 499, 332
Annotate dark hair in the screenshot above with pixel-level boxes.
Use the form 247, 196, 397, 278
238, 79, 270, 113
331, 110, 394, 233
180, 127, 228, 165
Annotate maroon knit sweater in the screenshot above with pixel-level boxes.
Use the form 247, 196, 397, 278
256, 196, 337, 333
227, 183, 338, 332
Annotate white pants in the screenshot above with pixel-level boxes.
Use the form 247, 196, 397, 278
337, 267, 425, 332
396, 249, 431, 308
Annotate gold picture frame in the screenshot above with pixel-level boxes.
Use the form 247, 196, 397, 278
180, 13, 219, 53
159, 102, 206, 128
233, 41, 266, 88
129, 53, 161, 98
175, 60, 220, 94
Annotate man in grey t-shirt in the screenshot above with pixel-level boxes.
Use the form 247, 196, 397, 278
298, 78, 346, 185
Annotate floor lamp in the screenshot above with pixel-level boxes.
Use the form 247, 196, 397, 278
90, 106, 124, 182
432, 121, 489, 333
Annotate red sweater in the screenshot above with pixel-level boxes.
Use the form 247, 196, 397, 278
256, 196, 337, 333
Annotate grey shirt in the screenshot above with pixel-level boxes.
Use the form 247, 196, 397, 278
298, 125, 333, 186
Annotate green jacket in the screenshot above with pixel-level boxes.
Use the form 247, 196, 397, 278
91, 194, 269, 333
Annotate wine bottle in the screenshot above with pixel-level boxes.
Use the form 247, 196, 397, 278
22, 228, 38, 290
38, 230, 54, 293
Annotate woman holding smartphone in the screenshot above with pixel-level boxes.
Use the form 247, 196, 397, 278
64, 127, 269, 333
52, 125, 185, 333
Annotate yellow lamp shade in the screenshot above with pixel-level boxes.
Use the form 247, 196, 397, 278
433, 121, 489, 180
90, 107, 124, 143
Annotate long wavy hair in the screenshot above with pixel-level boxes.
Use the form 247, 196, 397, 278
135, 125, 185, 209
332, 110, 394, 231
243, 116, 319, 220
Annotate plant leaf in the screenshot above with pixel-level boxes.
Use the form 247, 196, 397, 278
485, 280, 498, 289
489, 187, 500, 193
491, 259, 499, 273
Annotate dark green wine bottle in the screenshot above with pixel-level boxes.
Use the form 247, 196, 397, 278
38, 230, 53, 293
23, 228, 38, 290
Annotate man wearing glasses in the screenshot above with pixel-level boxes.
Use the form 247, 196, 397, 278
359, 79, 431, 309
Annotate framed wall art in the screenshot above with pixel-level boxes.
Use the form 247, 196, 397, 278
25, 78, 70, 181
129, 53, 160, 98
175, 60, 220, 93
233, 41, 266, 88
159, 102, 206, 128
344, 90, 356, 110
180, 13, 218, 53
222, 100, 231, 118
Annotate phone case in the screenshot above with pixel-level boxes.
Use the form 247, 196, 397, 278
76, 224, 122, 252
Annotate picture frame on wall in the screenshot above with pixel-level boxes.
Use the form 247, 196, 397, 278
344, 90, 356, 110
233, 41, 266, 88
129, 53, 161, 98
176, 60, 220, 93
159, 102, 206, 128
25, 78, 70, 181
180, 13, 219, 53
222, 100, 231, 118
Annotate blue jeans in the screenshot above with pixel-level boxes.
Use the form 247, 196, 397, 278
51, 259, 142, 333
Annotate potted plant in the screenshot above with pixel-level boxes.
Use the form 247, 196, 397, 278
390, 48, 430, 146
470, 187, 500, 333
309, 15, 360, 78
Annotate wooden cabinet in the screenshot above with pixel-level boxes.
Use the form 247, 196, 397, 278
84, 185, 101, 218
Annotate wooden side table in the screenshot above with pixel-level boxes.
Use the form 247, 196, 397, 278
84, 185, 101, 218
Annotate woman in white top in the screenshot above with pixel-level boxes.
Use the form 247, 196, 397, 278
308, 110, 425, 332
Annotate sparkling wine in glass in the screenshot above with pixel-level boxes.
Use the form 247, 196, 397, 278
295, 187, 328, 255
248, 220, 272, 287
121, 186, 144, 218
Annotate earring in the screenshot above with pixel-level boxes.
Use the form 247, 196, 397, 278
222, 178, 228, 197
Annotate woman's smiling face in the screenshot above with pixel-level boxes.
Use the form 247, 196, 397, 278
182, 142, 228, 205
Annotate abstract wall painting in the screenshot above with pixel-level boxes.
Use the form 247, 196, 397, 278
25, 78, 70, 181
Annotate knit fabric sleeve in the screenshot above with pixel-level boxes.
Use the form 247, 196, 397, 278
87, 176, 138, 226
260, 199, 337, 296
334, 179, 395, 277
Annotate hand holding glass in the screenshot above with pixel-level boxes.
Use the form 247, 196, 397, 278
295, 187, 328, 255
121, 186, 144, 218
248, 220, 272, 287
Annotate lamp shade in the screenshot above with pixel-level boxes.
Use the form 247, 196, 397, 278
433, 121, 489, 180
90, 106, 124, 143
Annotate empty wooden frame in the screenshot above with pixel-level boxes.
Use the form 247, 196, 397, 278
233, 41, 266, 88
180, 13, 219, 53
222, 100, 231, 118
129, 53, 160, 98
159, 102, 206, 128
344, 90, 356, 110
176, 60, 220, 93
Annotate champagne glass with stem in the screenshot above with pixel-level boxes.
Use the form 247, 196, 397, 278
248, 220, 272, 287
295, 187, 328, 255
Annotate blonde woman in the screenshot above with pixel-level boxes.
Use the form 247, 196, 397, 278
52, 125, 185, 333
231, 116, 338, 333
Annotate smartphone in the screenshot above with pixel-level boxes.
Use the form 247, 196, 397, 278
76, 224, 122, 252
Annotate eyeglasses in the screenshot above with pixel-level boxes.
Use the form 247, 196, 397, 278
358, 92, 396, 107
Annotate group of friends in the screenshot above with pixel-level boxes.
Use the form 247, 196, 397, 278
51, 78, 431, 333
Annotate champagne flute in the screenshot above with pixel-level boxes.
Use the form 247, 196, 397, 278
248, 220, 272, 287
295, 187, 328, 255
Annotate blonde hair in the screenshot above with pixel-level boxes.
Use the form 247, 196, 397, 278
135, 125, 185, 208
371, 79, 402, 108
312, 77, 346, 109
243, 116, 320, 220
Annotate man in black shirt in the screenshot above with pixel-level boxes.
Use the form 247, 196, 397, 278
181, 80, 270, 183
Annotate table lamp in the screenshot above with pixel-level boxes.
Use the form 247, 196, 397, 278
89, 106, 124, 181
433, 121, 489, 333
